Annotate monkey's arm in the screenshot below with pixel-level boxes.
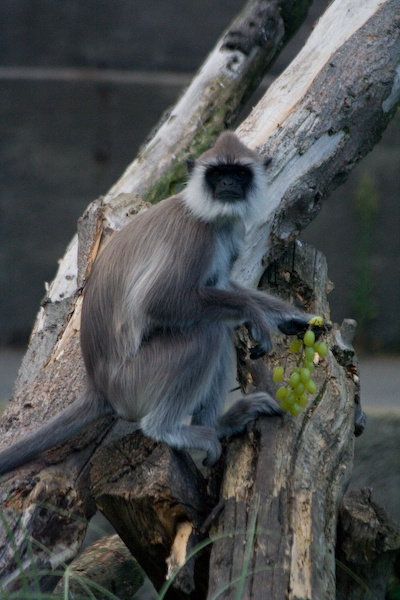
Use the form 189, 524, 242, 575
229, 282, 312, 334
145, 282, 273, 357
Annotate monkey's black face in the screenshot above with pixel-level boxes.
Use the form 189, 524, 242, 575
205, 164, 253, 202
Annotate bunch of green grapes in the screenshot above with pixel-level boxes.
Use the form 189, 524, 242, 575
273, 316, 328, 417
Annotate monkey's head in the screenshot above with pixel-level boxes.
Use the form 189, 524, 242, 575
184, 132, 271, 223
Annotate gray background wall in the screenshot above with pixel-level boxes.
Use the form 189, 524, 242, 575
1, 0, 399, 351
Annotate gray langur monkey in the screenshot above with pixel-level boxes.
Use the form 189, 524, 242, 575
0, 132, 314, 475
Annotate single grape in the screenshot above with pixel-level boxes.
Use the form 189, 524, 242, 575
304, 330, 316, 347
304, 346, 315, 362
280, 399, 291, 411
286, 391, 296, 404
276, 386, 289, 401
289, 403, 301, 416
303, 359, 315, 372
294, 382, 305, 396
273, 366, 284, 382
290, 338, 302, 353
308, 316, 323, 326
289, 372, 301, 388
316, 341, 328, 357
300, 367, 311, 383
298, 393, 308, 407
306, 379, 317, 394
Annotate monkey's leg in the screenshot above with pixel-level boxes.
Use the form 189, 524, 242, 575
188, 330, 282, 464
146, 423, 223, 466
112, 324, 225, 464
215, 391, 282, 439
190, 326, 234, 429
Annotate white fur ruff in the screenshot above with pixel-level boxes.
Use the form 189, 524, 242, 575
183, 160, 268, 224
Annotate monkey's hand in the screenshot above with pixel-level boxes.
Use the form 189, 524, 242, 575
246, 320, 272, 360
278, 315, 332, 337
203, 438, 223, 467
250, 342, 269, 360
277, 315, 310, 335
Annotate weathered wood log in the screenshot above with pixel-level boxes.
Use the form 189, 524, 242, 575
90, 433, 214, 599
336, 488, 400, 600
206, 241, 360, 599
234, 0, 400, 286
53, 534, 144, 599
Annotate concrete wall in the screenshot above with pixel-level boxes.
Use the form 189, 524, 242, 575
301, 113, 400, 351
1, 0, 399, 351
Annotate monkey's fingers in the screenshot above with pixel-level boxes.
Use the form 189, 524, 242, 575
354, 406, 366, 437
250, 339, 273, 360
309, 317, 332, 333
306, 318, 332, 340
203, 439, 223, 467
278, 316, 310, 336
246, 322, 272, 359
278, 316, 332, 337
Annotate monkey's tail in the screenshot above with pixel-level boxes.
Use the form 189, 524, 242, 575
0, 387, 114, 476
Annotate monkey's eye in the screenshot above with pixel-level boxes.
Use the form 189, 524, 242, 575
209, 169, 220, 180
236, 167, 252, 180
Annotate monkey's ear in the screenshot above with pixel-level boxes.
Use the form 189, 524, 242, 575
186, 158, 196, 173
263, 157, 272, 169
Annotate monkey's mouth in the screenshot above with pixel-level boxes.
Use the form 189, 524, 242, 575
215, 191, 243, 202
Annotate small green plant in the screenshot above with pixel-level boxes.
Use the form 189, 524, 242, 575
0, 504, 135, 600
1, 498, 380, 599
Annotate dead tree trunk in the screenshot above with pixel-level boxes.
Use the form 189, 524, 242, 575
336, 488, 400, 600
1, 0, 400, 597
206, 242, 358, 599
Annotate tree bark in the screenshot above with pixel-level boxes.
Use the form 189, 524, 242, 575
336, 488, 400, 600
90, 434, 214, 599
53, 534, 144, 599
206, 242, 358, 599
0, 0, 399, 597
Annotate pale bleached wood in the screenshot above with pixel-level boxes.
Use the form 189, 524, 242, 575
206, 242, 359, 599
240, 0, 391, 146
234, 0, 400, 286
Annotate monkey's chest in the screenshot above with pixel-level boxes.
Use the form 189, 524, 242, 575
204, 231, 241, 289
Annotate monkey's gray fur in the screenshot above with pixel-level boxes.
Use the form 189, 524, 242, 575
0, 132, 312, 475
